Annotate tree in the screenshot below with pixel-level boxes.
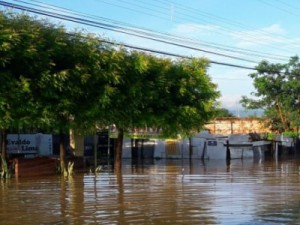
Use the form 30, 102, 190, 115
0, 12, 46, 159
153, 57, 220, 137
241, 56, 300, 132
0, 11, 220, 174
0, 12, 119, 174
99, 49, 154, 172
215, 108, 235, 118
102, 50, 220, 171
32, 31, 121, 174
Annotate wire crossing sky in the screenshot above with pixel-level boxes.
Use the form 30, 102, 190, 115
1, 0, 300, 110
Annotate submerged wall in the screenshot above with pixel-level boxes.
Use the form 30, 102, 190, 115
205, 117, 271, 135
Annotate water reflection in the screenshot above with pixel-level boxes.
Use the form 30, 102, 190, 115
1, 158, 300, 224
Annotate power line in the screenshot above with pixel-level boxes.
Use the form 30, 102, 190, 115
153, 0, 298, 54
103, 40, 256, 70
2, 0, 294, 74
96, 0, 296, 57
15, 0, 291, 62
15, 0, 256, 64
257, 0, 300, 19
0, 0, 257, 72
274, 0, 300, 11
0, 0, 261, 64
92, 0, 291, 61
11, 0, 292, 62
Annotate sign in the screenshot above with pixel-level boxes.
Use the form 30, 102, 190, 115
7, 134, 53, 155
207, 140, 218, 146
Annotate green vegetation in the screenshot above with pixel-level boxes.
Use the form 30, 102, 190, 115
241, 56, 300, 133
215, 108, 235, 117
0, 11, 220, 173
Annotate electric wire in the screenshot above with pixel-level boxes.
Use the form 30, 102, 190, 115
274, 0, 300, 11
11, 0, 292, 62
0, 0, 258, 72
36, 0, 288, 61
103, 40, 256, 70
96, 0, 297, 56
0, 0, 262, 64
30, 0, 246, 60
257, 0, 300, 19
109, 0, 297, 59
154, 0, 298, 46
0, 0, 294, 75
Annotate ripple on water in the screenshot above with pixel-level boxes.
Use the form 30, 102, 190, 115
2, 159, 300, 224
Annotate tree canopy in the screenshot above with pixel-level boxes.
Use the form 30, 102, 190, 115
241, 56, 300, 133
215, 108, 235, 118
0, 11, 220, 171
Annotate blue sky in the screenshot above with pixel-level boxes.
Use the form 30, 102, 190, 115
2, 0, 300, 111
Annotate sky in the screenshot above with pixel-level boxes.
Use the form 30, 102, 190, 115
2, 0, 300, 113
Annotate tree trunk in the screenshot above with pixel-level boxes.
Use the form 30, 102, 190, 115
114, 128, 124, 173
0, 129, 7, 159
0, 129, 11, 179
275, 96, 289, 131
59, 131, 66, 175
69, 128, 76, 156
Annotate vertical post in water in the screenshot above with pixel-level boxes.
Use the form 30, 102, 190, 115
94, 133, 98, 168
274, 141, 278, 161
107, 128, 110, 170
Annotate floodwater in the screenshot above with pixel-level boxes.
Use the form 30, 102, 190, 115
1, 158, 300, 225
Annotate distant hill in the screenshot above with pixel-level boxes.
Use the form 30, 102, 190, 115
228, 107, 264, 118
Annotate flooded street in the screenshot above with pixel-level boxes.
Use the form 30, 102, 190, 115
1, 158, 300, 225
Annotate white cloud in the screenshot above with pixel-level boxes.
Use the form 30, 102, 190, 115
230, 23, 287, 48
171, 23, 219, 38
263, 24, 286, 34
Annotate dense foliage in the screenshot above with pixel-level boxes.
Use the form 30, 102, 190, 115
241, 56, 300, 133
0, 11, 220, 171
215, 108, 234, 118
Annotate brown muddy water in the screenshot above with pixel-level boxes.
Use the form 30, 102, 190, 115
1, 158, 300, 225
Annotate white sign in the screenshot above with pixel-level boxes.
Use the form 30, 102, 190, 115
7, 134, 53, 155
